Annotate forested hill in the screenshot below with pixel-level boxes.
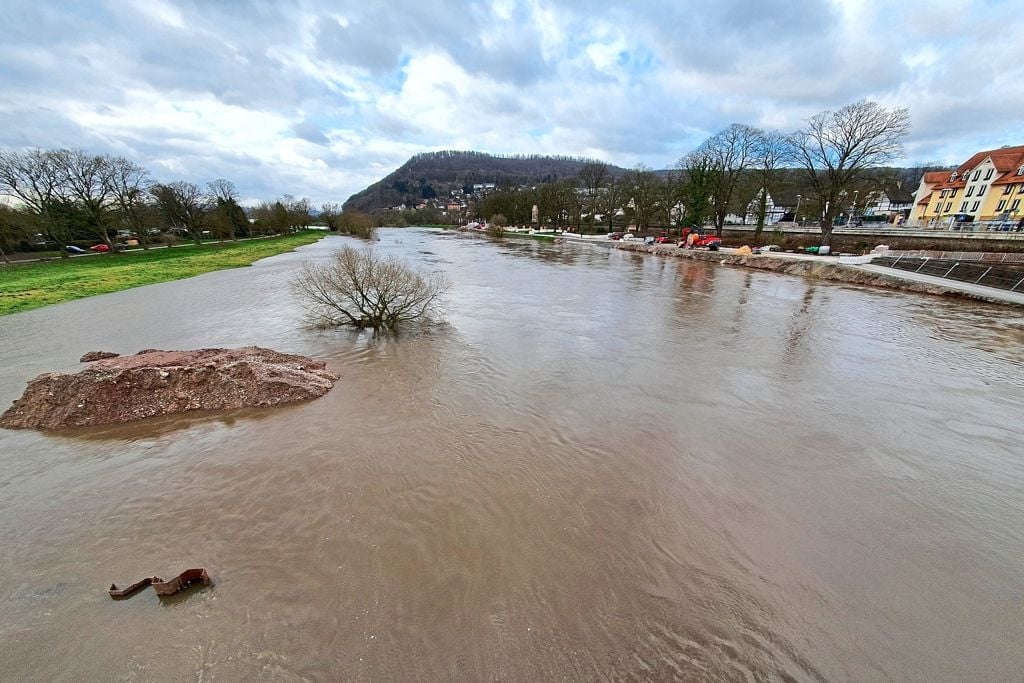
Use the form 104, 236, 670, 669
343, 150, 629, 213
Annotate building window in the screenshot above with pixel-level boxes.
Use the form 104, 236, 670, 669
978, 185, 985, 196
997, 200, 1006, 212
985, 168, 994, 180
946, 202, 953, 212
1004, 185, 1013, 195
1017, 165, 1024, 176
973, 170, 981, 181
950, 189, 957, 198
960, 201, 969, 212
940, 189, 947, 198
1019, 184, 1024, 194
934, 203, 940, 213
1012, 199, 1021, 212
950, 172, 958, 181
966, 186, 973, 197
971, 201, 980, 212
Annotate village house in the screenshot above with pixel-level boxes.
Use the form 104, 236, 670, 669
908, 145, 1024, 229
861, 187, 915, 224
742, 189, 802, 225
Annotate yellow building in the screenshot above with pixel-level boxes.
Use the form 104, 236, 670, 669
909, 145, 1024, 229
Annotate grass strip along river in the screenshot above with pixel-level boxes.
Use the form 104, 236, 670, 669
0, 231, 325, 316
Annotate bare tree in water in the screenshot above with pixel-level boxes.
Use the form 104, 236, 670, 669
292, 246, 449, 331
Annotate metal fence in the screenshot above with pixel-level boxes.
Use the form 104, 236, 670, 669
874, 256, 1024, 292
883, 250, 1024, 263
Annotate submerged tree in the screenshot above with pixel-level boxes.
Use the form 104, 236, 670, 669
291, 247, 450, 332
487, 213, 507, 237
338, 209, 377, 239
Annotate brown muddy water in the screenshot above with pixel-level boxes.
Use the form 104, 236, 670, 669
1, 229, 1022, 681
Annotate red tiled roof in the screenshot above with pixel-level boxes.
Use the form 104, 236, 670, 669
922, 171, 949, 184
989, 149, 1024, 184
954, 144, 1024, 173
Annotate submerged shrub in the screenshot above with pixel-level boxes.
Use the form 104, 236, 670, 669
292, 246, 449, 332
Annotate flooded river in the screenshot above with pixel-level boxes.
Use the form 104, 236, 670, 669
1, 229, 1022, 681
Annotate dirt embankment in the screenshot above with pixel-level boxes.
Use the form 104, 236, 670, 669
0, 347, 338, 430
611, 242, 1003, 302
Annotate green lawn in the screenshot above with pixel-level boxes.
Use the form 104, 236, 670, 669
0, 231, 326, 316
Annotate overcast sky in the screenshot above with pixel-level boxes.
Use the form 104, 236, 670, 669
2, 0, 1022, 205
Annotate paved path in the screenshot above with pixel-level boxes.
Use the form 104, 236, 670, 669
854, 264, 1024, 306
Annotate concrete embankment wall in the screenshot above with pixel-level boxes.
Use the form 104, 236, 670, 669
610, 242, 1015, 306
720, 230, 1024, 254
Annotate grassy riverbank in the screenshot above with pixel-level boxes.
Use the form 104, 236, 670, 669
0, 231, 325, 316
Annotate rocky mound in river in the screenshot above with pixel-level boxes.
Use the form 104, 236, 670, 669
0, 347, 338, 430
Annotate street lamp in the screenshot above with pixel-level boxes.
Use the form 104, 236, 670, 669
794, 194, 802, 226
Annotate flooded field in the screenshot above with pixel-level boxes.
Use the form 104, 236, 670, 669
1, 229, 1022, 681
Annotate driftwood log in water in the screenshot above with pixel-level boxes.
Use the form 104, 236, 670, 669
109, 568, 212, 600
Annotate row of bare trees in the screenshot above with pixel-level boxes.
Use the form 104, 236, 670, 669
477, 100, 911, 245
0, 147, 319, 259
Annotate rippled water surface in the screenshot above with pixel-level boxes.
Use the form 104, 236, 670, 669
1, 229, 1022, 681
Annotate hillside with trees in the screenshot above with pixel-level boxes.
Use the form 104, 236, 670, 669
346, 107, 938, 246
342, 150, 630, 213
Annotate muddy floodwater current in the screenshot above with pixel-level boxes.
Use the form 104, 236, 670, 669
1, 229, 1022, 681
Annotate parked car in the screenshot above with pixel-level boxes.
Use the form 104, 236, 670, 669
89, 244, 110, 252
753, 244, 781, 254
608, 232, 624, 240
621, 233, 638, 241
65, 245, 87, 254
654, 235, 674, 243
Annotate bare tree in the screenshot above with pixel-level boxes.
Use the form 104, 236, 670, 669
108, 156, 153, 249
320, 202, 343, 231
537, 181, 574, 230
577, 161, 609, 233
751, 130, 793, 237
676, 149, 718, 229
599, 177, 626, 232
624, 165, 665, 232
0, 148, 73, 255
0, 203, 30, 262
487, 213, 507, 237
52, 149, 119, 250
338, 209, 377, 239
286, 196, 313, 232
291, 246, 449, 331
699, 124, 761, 235
790, 100, 911, 244
150, 181, 211, 245
207, 179, 246, 241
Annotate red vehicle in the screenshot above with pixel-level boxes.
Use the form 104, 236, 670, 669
89, 244, 110, 253
692, 234, 722, 250
678, 229, 721, 250
654, 232, 673, 243
608, 232, 624, 240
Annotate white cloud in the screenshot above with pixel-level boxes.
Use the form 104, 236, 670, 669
0, 0, 1022, 205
